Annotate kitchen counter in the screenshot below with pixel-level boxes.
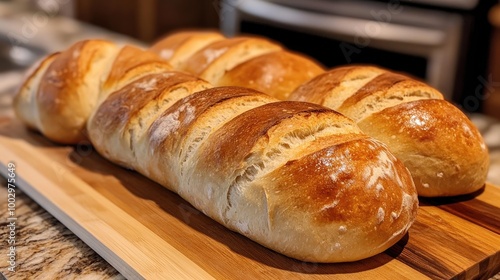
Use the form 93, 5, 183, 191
0, 176, 123, 280
0, 5, 499, 279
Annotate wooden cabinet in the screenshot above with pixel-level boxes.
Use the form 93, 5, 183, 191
484, 4, 500, 120
74, 0, 220, 42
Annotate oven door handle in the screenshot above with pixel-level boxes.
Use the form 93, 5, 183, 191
225, 0, 447, 47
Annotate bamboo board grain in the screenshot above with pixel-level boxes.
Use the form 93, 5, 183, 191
0, 116, 499, 280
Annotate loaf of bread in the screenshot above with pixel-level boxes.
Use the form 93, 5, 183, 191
150, 30, 325, 100
289, 66, 490, 197
151, 31, 490, 197
14, 39, 418, 263
13, 40, 173, 143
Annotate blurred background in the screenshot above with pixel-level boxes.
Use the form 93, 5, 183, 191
1, 0, 500, 119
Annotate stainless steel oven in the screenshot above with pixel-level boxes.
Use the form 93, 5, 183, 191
219, 0, 496, 110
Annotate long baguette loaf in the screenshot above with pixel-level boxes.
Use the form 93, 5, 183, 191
150, 31, 490, 197
13, 39, 418, 263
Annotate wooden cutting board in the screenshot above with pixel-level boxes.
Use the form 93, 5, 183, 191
1, 116, 499, 280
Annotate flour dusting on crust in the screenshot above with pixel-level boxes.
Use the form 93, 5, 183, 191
362, 139, 403, 189
136, 78, 158, 91
149, 102, 195, 148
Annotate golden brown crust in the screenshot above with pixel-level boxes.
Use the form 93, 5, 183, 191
102, 45, 173, 97
358, 99, 490, 196
181, 37, 282, 82
93, 71, 202, 138
150, 86, 273, 145
88, 71, 213, 168
141, 86, 278, 192
339, 73, 443, 122
197, 101, 335, 172
36, 39, 119, 143
13, 52, 60, 130
339, 72, 411, 108
190, 100, 417, 262
150, 30, 225, 68
217, 51, 325, 100
150, 32, 201, 60
181, 37, 248, 75
148, 86, 277, 166
288, 66, 385, 107
15, 39, 420, 263
260, 137, 417, 262
288, 65, 487, 196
